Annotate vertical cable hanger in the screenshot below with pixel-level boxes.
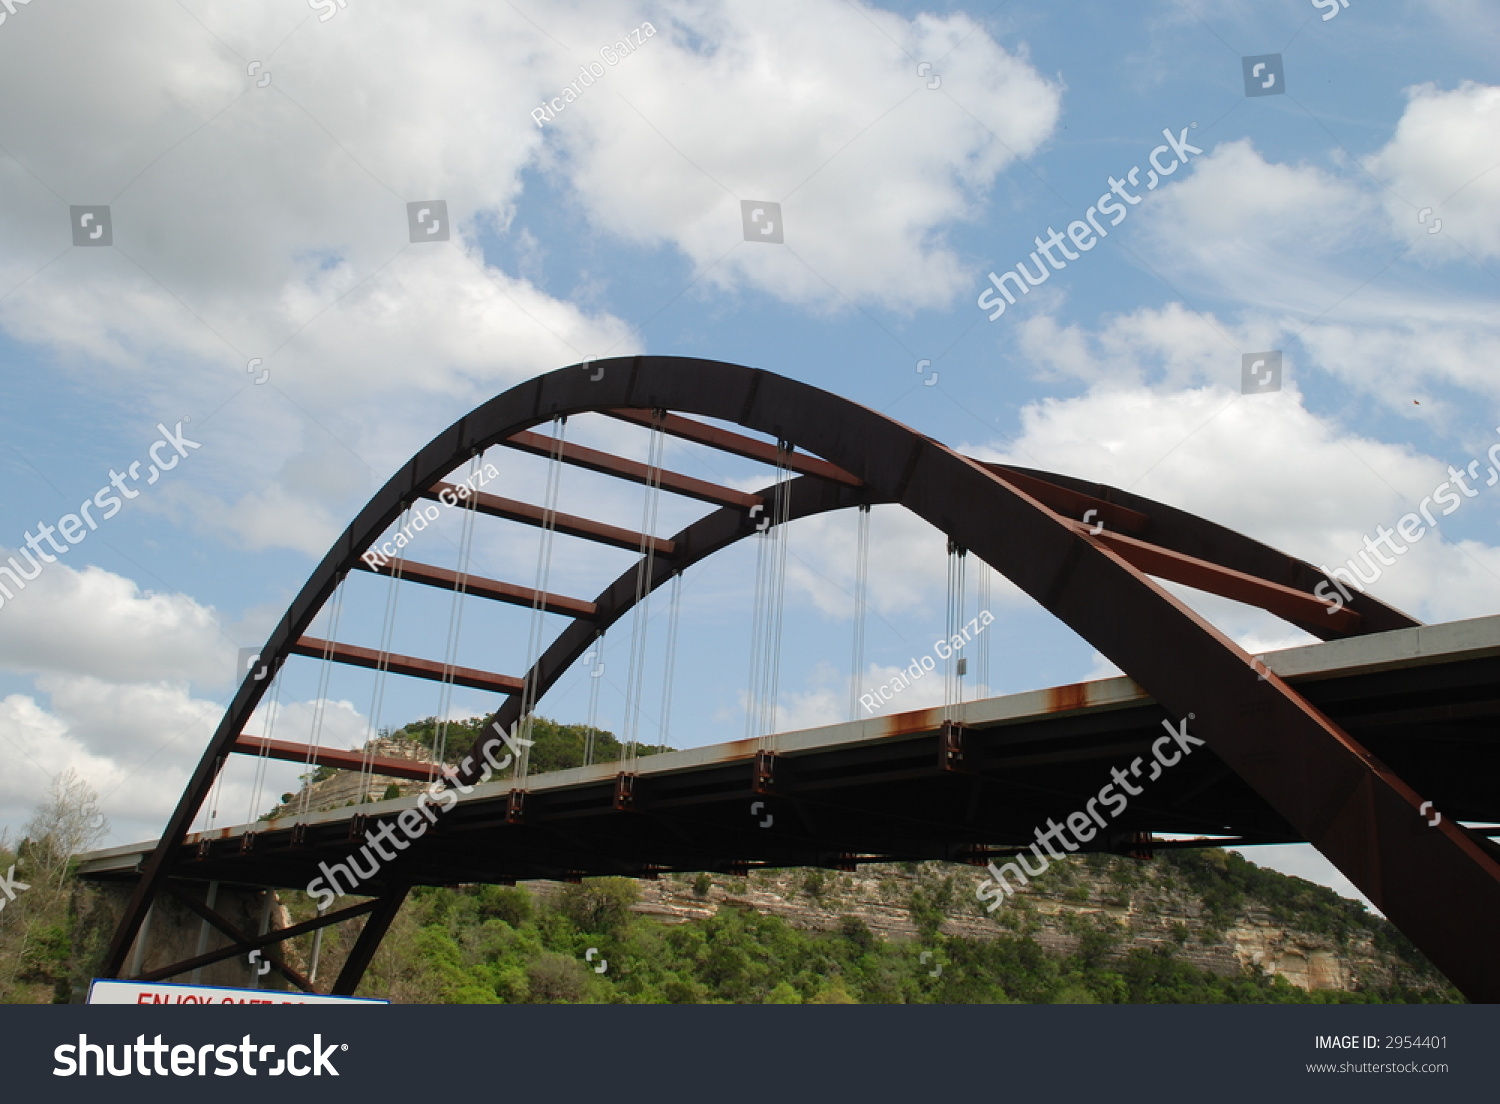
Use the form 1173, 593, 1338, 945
976, 563, 992, 700
299, 577, 350, 819
431, 451, 483, 780
657, 571, 683, 752
519, 418, 569, 779
944, 540, 966, 723
747, 440, 793, 748
357, 502, 411, 804
584, 627, 605, 766
849, 502, 871, 721
243, 652, 287, 825
745, 505, 771, 741
763, 439, 793, 743
622, 415, 667, 764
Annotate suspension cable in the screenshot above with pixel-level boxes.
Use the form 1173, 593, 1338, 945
622, 418, 666, 763
430, 451, 483, 780
299, 578, 349, 818
357, 505, 411, 802
244, 653, 287, 824
584, 628, 605, 766
519, 418, 569, 779
656, 571, 683, 751
849, 502, 871, 721
746, 441, 792, 745
976, 563, 992, 699
944, 540, 966, 722
763, 441, 793, 742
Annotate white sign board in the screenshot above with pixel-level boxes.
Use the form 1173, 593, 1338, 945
87, 979, 387, 1005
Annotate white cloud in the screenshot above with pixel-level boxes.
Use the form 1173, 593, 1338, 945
0, 673, 374, 847
0, 556, 233, 687
1138, 137, 1378, 314
546, 1, 1062, 311
966, 368, 1500, 626
1366, 82, 1500, 262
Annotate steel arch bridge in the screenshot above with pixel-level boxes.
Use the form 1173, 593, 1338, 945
97, 357, 1500, 1001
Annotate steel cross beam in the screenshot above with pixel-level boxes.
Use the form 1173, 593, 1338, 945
354, 558, 597, 618
292, 636, 524, 695
604, 408, 864, 487
331, 887, 408, 996
505, 428, 761, 508
134, 897, 378, 983
234, 736, 444, 782
421, 481, 676, 556
161, 883, 314, 992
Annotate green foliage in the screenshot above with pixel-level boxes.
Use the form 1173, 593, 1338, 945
388, 715, 671, 775
1157, 849, 1429, 965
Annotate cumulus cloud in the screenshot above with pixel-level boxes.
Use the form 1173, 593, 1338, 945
548, 1, 1062, 311
965, 361, 1500, 626
0, 675, 374, 846
1129, 94, 1500, 416
1137, 137, 1378, 314
0, 0, 1060, 562
1365, 82, 1500, 262
0, 555, 233, 687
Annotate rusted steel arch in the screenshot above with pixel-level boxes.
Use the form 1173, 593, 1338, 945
104, 356, 1498, 1001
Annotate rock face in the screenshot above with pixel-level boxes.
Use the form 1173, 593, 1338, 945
601, 857, 1446, 995
264, 735, 437, 817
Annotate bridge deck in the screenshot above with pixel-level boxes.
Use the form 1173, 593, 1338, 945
79, 615, 1500, 892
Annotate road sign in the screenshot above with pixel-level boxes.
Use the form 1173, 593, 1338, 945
87, 979, 386, 1005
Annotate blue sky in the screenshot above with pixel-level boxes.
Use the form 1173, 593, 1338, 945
1, 0, 1497, 908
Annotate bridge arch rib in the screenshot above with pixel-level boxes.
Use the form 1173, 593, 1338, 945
104, 356, 1499, 1001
